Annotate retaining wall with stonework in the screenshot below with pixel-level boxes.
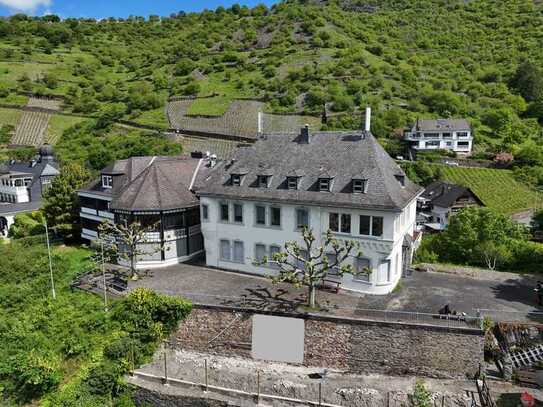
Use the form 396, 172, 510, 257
172, 305, 484, 379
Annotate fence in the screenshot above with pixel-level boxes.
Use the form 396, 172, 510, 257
129, 344, 479, 407
476, 308, 543, 325
137, 288, 482, 330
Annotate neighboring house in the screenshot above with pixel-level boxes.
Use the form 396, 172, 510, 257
417, 181, 483, 231
78, 155, 211, 269
404, 118, 473, 155
0, 145, 59, 237
195, 125, 424, 295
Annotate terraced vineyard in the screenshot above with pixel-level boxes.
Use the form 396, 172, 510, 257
440, 166, 543, 215
167, 99, 322, 139
173, 134, 245, 160
10, 98, 60, 146
11, 110, 51, 146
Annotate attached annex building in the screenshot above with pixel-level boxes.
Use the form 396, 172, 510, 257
78, 155, 209, 269
195, 127, 423, 295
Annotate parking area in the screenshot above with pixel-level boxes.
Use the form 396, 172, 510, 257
127, 261, 542, 322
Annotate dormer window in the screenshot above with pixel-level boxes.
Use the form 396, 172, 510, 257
287, 177, 299, 190
319, 178, 331, 192
395, 174, 405, 187
257, 175, 270, 188
352, 179, 367, 194
102, 175, 113, 189
231, 174, 242, 186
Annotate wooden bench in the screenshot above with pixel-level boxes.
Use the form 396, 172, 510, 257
320, 278, 341, 293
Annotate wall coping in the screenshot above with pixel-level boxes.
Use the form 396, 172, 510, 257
192, 303, 484, 336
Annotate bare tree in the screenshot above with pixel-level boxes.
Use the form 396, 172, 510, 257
256, 228, 368, 308
99, 220, 163, 279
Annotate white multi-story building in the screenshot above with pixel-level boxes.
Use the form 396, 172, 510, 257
196, 124, 423, 295
404, 118, 473, 155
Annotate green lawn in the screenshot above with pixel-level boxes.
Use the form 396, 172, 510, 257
45, 114, 86, 144
0, 107, 21, 126
440, 166, 543, 214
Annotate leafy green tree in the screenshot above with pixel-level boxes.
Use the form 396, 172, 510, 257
434, 207, 528, 269
510, 60, 543, 102
95, 102, 127, 129
42, 163, 91, 240
8, 211, 45, 238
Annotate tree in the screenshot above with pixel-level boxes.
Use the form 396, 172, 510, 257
99, 220, 163, 279
256, 228, 365, 308
8, 211, 45, 238
434, 207, 528, 269
510, 60, 543, 102
42, 163, 91, 240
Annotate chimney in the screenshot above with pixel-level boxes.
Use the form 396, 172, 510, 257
365, 107, 371, 132
257, 111, 263, 136
300, 124, 310, 144
209, 154, 217, 168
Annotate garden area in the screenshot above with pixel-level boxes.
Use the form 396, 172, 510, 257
0, 239, 192, 406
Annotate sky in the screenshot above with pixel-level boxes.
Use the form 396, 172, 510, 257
0, 0, 277, 19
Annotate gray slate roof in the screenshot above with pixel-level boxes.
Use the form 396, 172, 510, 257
421, 181, 483, 208
413, 118, 471, 132
0, 151, 59, 215
195, 131, 423, 211
80, 156, 208, 212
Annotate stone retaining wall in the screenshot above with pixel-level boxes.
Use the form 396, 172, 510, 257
172, 307, 484, 379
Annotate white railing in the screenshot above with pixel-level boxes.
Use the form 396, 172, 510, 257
81, 228, 98, 238
81, 207, 97, 215
98, 210, 114, 220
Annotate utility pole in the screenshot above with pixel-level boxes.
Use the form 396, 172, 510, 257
101, 240, 108, 312
44, 220, 56, 300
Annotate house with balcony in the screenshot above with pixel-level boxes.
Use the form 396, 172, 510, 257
417, 181, 483, 231
0, 145, 59, 237
195, 126, 424, 295
404, 118, 473, 155
78, 154, 211, 269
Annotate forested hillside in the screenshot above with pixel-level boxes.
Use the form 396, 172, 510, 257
1, 0, 543, 184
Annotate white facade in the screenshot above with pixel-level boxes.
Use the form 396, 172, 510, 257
0, 175, 33, 204
404, 130, 472, 154
200, 197, 418, 295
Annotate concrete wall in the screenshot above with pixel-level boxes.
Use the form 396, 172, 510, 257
200, 197, 418, 295
173, 307, 484, 379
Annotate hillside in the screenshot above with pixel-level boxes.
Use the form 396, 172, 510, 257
440, 166, 543, 214
0, 1, 540, 145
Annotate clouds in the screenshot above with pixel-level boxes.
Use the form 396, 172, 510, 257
0, 0, 52, 12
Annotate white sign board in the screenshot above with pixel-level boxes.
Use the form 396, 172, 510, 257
251, 314, 305, 364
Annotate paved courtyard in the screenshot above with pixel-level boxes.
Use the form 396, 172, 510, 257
127, 261, 543, 322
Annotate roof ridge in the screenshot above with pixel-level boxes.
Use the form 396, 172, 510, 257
153, 164, 162, 209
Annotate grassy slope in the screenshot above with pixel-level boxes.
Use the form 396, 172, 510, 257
45, 114, 86, 144
440, 166, 543, 214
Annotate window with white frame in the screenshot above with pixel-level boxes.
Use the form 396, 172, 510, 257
295, 208, 309, 230
318, 178, 331, 192
233, 203, 243, 223
231, 174, 242, 186
102, 175, 113, 189
220, 203, 229, 222
359, 215, 383, 237
233, 241, 244, 263
287, 177, 299, 190
353, 257, 371, 282
255, 244, 267, 263
257, 175, 270, 188
255, 205, 266, 225
352, 179, 367, 194
202, 204, 209, 221
329, 212, 351, 234
270, 207, 281, 227
220, 240, 231, 261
